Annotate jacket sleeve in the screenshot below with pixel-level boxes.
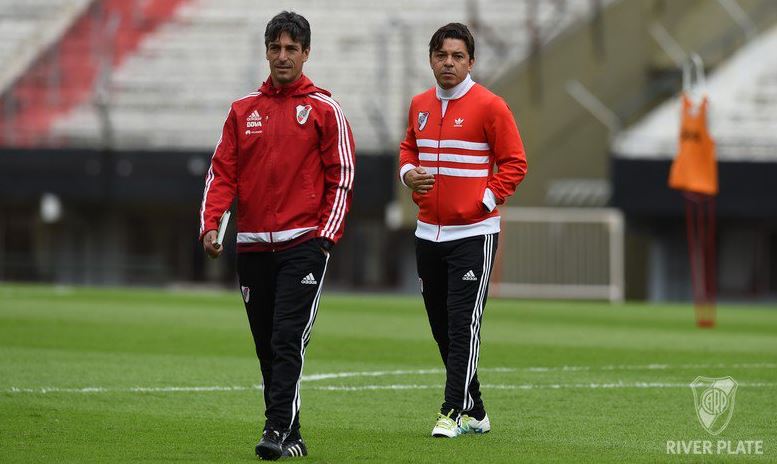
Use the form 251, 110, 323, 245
198, 107, 238, 241
484, 97, 528, 209
317, 101, 356, 244
398, 104, 419, 187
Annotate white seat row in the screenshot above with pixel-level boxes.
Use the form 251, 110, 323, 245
50, 0, 607, 152
613, 24, 777, 162
0, 0, 90, 95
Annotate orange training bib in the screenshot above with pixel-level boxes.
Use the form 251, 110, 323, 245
668, 94, 718, 196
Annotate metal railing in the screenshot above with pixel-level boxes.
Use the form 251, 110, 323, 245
492, 207, 624, 301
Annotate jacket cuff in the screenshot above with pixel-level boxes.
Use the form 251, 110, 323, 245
399, 163, 417, 188
199, 228, 217, 242
482, 188, 497, 212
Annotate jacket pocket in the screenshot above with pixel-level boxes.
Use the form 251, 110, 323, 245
301, 171, 318, 209
437, 177, 489, 224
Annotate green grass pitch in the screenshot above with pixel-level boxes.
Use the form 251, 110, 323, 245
1, 284, 776, 463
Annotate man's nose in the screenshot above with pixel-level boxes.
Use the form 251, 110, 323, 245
278, 49, 288, 61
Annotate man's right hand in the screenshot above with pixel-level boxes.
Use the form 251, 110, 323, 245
202, 230, 223, 259
403, 167, 435, 194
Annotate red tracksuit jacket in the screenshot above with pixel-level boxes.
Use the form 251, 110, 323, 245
399, 78, 527, 242
199, 74, 355, 252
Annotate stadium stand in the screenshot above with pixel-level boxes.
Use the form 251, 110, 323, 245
19, 0, 777, 298
0, 0, 614, 287
0, 0, 188, 146
611, 24, 777, 300
0, 0, 90, 94
35, 0, 607, 153
614, 25, 777, 163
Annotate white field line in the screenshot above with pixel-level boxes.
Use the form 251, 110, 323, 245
311, 382, 777, 392
303, 368, 446, 381
303, 362, 777, 381
492, 362, 777, 373
6, 385, 259, 394
5, 363, 777, 395
6, 382, 777, 394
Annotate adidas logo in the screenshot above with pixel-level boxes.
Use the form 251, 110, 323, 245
301, 273, 318, 285
246, 110, 262, 128
462, 270, 477, 281
454, 117, 464, 128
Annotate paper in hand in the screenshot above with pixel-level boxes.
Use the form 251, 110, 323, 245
214, 210, 231, 248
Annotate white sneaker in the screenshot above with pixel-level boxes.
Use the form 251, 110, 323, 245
431, 411, 460, 438
459, 413, 491, 434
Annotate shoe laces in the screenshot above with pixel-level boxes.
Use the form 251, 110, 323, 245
436, 411, 458, 430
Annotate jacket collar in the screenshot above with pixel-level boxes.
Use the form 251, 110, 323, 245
436, 74, 475, 101
259, 74, 318, 97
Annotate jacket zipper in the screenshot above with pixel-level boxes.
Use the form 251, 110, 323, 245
435, 102, 444, 241
268, 99, 277, 250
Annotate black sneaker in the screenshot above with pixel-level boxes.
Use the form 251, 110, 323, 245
255, 428, 287, 461
282, 437, 308, 458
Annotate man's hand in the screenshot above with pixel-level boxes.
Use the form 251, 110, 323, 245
403, 167, 435, 194
202, 230, 223, 259
318, 237, 333, 257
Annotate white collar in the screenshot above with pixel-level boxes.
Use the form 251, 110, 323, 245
436, 74, 475, 100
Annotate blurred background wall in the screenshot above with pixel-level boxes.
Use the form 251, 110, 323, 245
1, 0, 776, 301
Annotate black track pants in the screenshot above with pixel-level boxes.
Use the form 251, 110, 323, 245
237, 239, 329, 433
416, 233, 498, 416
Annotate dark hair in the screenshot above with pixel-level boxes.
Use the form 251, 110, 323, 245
429, 23, 475, 59
264, 11, 311, 50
